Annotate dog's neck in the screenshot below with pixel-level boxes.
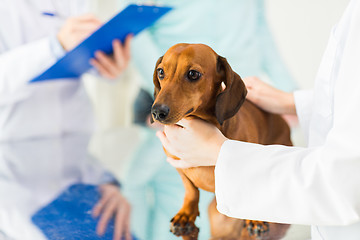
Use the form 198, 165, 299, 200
189, 84, 224, 127
188, 105, 221, 129
184, 82, 226, 128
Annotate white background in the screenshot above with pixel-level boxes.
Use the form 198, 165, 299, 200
266, 0, 349, 89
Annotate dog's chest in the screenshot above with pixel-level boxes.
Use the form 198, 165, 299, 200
182, 166, 215, 193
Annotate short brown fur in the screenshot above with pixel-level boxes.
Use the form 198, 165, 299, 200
152, 43, 292, 240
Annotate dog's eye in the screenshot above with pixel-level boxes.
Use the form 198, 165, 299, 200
157, 68, 165, 80
187, 70, 202, 81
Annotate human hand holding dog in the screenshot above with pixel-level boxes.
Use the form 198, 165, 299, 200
92, 184, 131, 240
156, 119, 228, 169
243, 76, 296, 115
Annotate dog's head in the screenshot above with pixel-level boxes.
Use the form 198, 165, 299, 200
151, 43, 247, 125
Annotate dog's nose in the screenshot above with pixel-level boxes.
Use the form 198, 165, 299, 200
151, 104, 170, 121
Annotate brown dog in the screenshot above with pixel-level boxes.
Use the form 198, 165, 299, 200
151, 43, 292, 240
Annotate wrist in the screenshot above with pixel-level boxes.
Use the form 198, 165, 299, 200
280, 92, 296, 115
211, 134, 228, 165
56, 32, 68, 51
285, 92, 296, 115
50, 34, 66, 58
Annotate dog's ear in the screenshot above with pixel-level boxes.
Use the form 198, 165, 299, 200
153, 56, 163, 100
151, 56, 163, 124
215, 56, 247, 125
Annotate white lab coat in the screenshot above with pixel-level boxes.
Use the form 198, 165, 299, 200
0, 0, 94, 141
215, 1, 360, 239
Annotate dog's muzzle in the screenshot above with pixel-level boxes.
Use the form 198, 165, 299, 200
151, 104, 170, 122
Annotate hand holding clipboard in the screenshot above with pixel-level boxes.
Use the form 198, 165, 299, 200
30, 5, 171, 82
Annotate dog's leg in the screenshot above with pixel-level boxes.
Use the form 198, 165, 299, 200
242, 220, 290, 240
170, 169, 200, 240
208, 198, 245, 240
244, 220, 270, 238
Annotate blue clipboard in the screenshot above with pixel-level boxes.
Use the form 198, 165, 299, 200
30, 5, 171, 82
32, 184, 138, 240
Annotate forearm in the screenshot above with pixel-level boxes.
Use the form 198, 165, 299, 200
244, 76, 296, 115
278, 91, 296, 115
0, 37, 58, 96
215, 140, 360, 225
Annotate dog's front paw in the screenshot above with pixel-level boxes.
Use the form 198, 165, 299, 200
244, 220, 269, 238
170, 212, 199, 239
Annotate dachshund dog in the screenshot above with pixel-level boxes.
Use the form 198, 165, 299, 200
151, 43, 292, 240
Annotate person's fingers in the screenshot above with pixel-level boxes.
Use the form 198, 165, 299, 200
73, 13, 96, 20
113, 203, 130, 240
124, 221, 132, 240
94, 51, 121, 78
96, 198, 118, 236
73, 21, 101, 32
176, 118, 194, 129
72, 30, 96, 38
112, 39, 125, 69
166, 157, 193, 169
123, 34, 133, 61
92, 201, 104, 218
147, 115, 164, 130
73, 13, 102, 24
243, 76, 258, 86
242, 76, 252, 85
92, 190, 115, 218
90, 58, 116, 79
71, 31, 96, 45
242, 77, 261, 103
95, 51, 118, 72
176, 118, 210, 132
113, 209, 124, 240
163, 124, 184, 141
113, 35, 132, 71
155, 130, 177, 156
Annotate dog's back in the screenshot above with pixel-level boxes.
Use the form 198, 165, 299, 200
222, 100, 292, 146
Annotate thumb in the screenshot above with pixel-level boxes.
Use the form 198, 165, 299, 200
166, 157, 194, 169
156, 130, 177, 155
175, 118, 192, 128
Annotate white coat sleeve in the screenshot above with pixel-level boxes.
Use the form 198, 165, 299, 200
0, 37, 59, 105
215, 6, 360, 226
294, 89, 314, 143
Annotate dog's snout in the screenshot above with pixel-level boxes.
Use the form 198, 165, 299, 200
151, 104, 170, 121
